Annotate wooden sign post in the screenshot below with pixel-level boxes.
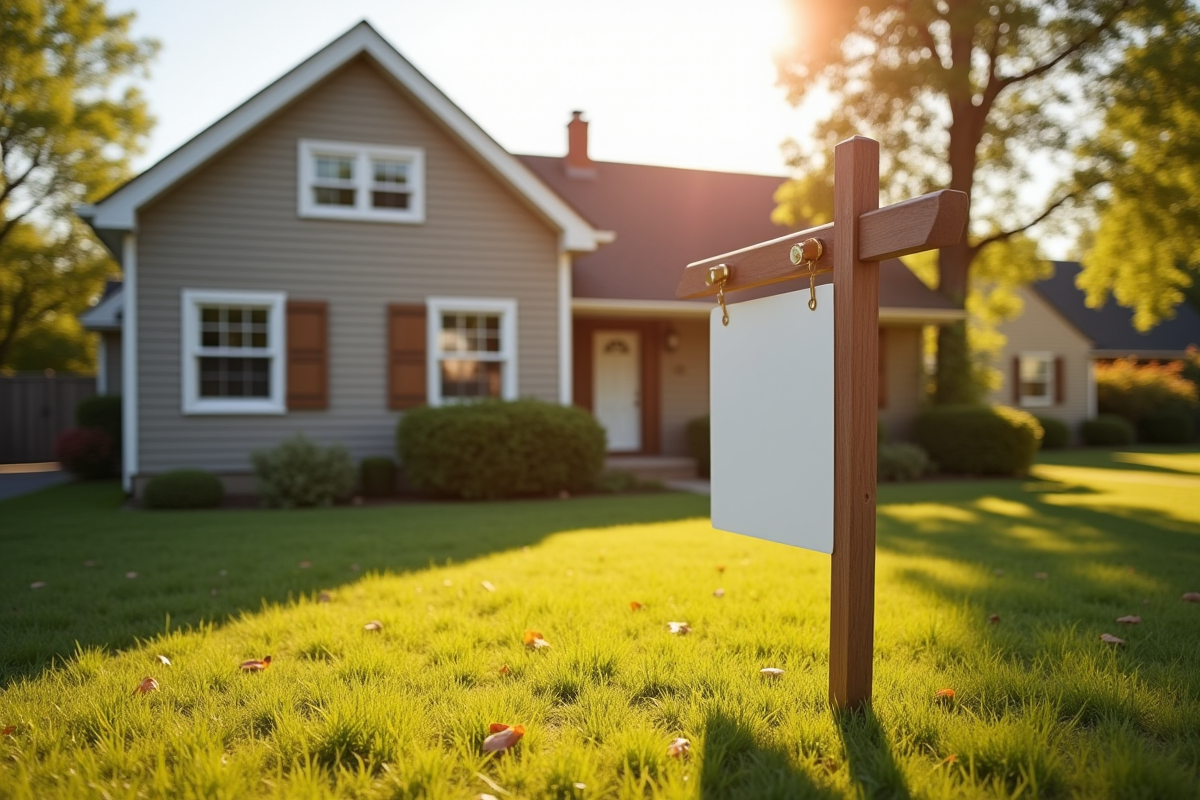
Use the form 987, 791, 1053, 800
676, 136, 967, 709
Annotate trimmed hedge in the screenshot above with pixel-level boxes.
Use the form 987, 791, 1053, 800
914, 405, 1041, 476
360, 457, 397, 498
1034, 415, 1070, 449
686, 415, 711, 479
143, 469, 224, 510
877, 442, 931, 482
1081, 414, 1135, 446
55, 427, 116, 479
251, 434, 356, 508
397, 399, 606, 500
76, 395, 122, 447
1138, 409, 1196, 444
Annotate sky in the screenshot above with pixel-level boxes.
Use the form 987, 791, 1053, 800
121, 0, 824, 177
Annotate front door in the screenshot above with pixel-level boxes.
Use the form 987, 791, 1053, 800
593, 330, 641, 451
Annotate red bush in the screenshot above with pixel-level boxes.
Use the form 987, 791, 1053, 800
55, 427, 115, 479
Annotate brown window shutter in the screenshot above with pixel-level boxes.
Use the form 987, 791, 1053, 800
1054, 356, 1065, 404
388, 303, 427, 409
286, 301, 328, 410
1012, 355, 1021, 404
877, 328, 887, 409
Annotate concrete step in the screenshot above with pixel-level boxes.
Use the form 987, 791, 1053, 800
605, 455, 698, 482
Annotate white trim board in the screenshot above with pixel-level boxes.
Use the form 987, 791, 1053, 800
121, 234, 138, 492
83, 22, 605, 253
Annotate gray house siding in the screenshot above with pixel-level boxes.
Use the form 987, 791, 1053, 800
878, 325, 925, 442
135, 57, 560, 475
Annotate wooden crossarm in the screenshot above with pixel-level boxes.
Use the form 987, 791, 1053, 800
675, 188, 967, 300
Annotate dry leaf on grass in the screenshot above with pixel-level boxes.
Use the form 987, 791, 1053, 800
482, 724, 525, 753
364, 620, 384, 632
523, 630, 551, 649
239, 655, 272, 672
83, 560, 96, 568
716, 565, 726, 573
125, 571, 138, 579
133, 677, 158, 695
667, 737, 691, 758
935, 688, 955, 701
1034, 572, 1048, 580
713, 588, 726, 598
318, 592, 332, 603
480, 795, 499, 800
1, 725, 14, 736
481, 581, 496, 592
993, 568, 1005, 576
29, 581, 45, 590
630, 601, 644, 611
988, 614, 1001, 624
498, 665, 510, 675
1183, 592, 1200, 603
667, 622, 691, 635
156, 654, 171, 666
760, 668, 784, 679
942, 754, 959, 765
1100, 633, 1125, 646
1116, 615, 1142, 625
299, 561, 311, 569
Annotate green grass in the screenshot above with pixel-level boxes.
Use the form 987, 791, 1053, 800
2, 447, 1199, 799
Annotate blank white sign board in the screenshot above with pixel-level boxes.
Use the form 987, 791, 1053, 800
710, 284, 834, 553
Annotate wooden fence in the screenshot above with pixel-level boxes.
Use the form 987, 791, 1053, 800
0, 374, 96, 464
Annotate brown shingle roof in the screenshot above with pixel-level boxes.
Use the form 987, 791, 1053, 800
518, 155, 958, 313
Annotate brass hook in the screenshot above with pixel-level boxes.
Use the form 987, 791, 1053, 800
707, 264, 730, 326
789, 238, 824, 311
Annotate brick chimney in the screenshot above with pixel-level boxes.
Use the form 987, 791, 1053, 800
565, 111, 596, 179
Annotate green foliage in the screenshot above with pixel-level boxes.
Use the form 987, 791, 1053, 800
54, 426, 115, 479
358, 456, 397, 499
1034, 415, 1070, 449
877, 441, 932, 482
75, 393, 121, 445
142, 469, 223, 510
0, 0, 157, 369
686, 415, 710, 478
1081, 414, 1136, 446
1138, 409, 1196, 444
251, 434, 356, 509
915, 405, 1042, 476
1078, 5, 1200, 331
397, 400, 606, 500
592, 469, 665, 494
1095, 358, 1199, 426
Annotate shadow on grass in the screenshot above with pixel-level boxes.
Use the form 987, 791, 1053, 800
0, 481, 710, 686
698, 708, 835, 800
835, 707, 912, 800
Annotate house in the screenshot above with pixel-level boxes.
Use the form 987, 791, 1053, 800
990, 260, 1200, 433
78, 22, 963, 495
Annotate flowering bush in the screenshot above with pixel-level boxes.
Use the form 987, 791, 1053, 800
1096, 358, 1198, 424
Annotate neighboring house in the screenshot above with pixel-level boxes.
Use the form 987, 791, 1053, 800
77, 22, 963, 495
990, 260, 1200, 434
79, 279, 124, 395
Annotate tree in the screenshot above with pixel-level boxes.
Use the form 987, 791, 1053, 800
0, 0, 157, 370
772, 0, 1175, 403
1076, 4, 1200, 331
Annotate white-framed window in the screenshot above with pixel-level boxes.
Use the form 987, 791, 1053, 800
1018, 352, 1055, 407
426, 297, 518, 406
298, 139, 425, 223
181, 290, 286, 415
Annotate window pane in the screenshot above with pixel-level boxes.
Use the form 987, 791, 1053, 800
198, 357, 271, 398
316, 156, 353, 180
250, 309, 267, 325
1020, 356, 1050, 398
440, 360, 501, 400
314, 187, 356, 206
372, 159, 408, 185
371, 190, 410, 209
201, 308, 220, 324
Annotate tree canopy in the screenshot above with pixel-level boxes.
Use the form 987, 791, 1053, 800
773, 0, 1179, 401
0, 0, 157, 371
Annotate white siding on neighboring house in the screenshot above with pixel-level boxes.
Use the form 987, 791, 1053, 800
878, 325, 925, 442
990, 285, 1093, 435
135, 57, 560, 476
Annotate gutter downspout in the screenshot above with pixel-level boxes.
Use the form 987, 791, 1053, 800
121, 233, 138, 493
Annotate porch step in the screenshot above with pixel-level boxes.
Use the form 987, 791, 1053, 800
605, 456, 698, 482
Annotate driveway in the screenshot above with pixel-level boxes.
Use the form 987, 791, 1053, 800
0, 463, 70, 501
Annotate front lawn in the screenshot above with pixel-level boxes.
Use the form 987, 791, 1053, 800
2, 448, 1199, 799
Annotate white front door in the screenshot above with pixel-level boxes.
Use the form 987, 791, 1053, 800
593, 330, 641, 451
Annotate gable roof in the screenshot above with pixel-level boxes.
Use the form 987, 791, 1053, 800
77, 22, 607, 255
1034, 261, 1200, 357
79, 280, 124, 332
519, 154, 963, 318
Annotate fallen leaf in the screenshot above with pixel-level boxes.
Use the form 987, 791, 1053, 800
318, 592, 332, 603
760, 667, 784, 678
239, 655, 272, 672
482, 724, 525, 753
667, 622, 691, 635
133, 677, 158, 695
1034, 572, 1048, 580
219, 569, 227, 576
993, 568, 1005, 576
83, 560, 96, 568
29, 581, 45, 590
126, 571, 138, 579
630, 601, 644, 611
481, 580, 496, 592
1183, 592, 1200, 603
1116, 615, 1141, 625
523, 629, 552, 649
481, 795, 499, 800
667, 737, 691, 758
935, 688, 955, 700
156, 654, 171, 666
943, 753, 958, 765
498, 665, 510, 674
2, 725, 16, 736
1100, 633, 1125, 646
573, 783, 586, 790
364, 620, 383, 632
299, 561, 311, 569
210, 588, 218, 597
350, 564, 361, 572
713, 588, 726, 598
716, 565, 726, 573
988, 614, 1001, 624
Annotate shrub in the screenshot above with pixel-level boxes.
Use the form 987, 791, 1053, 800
251, 434, 356, 508
593, 469, 665, 494
877, 442, 931, 482
55, 427, 115, 479
1081, 414, 1136, 446
914, 405, 1042, 476
143, 469, 223, 510
1096, 357, 1199, 428
397, 399, 606, 500
75, 395, 122, 447
686, 416, 711, 478
1034, 415, 1070, 449
1138, 409, 1196, 444
360, 457, 397, 498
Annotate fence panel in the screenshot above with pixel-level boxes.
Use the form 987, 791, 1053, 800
0, 375, 97, 464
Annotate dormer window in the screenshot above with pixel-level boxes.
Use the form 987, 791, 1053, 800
298, 139, 424, 223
